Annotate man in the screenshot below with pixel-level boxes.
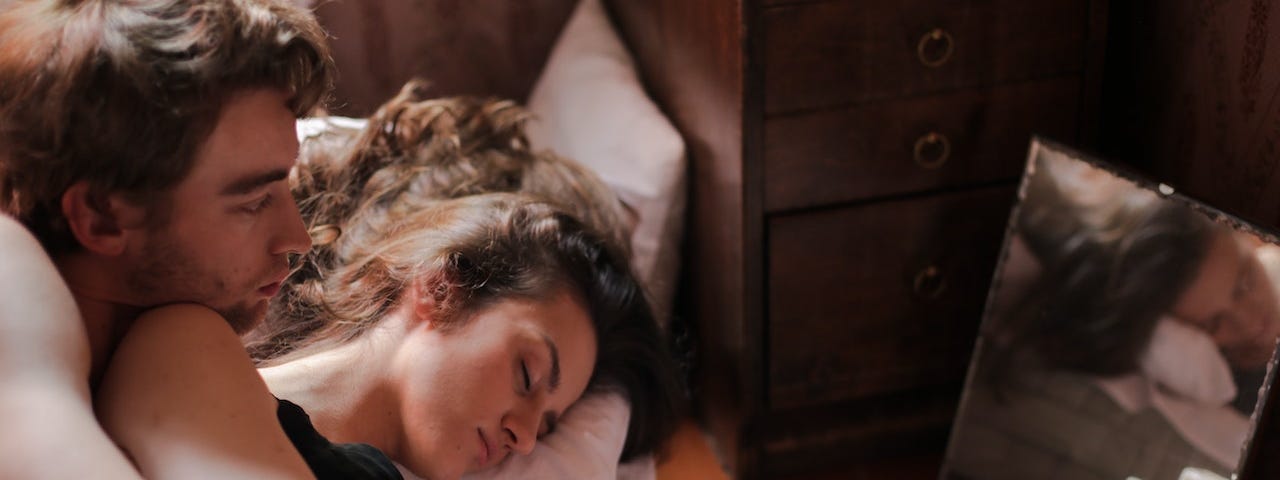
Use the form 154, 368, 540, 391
0, 0, 335, 477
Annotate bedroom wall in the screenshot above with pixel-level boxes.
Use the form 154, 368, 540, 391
1100, 0, 1280, 227
312, 0, 576, 116
1097, 1, 1280, 477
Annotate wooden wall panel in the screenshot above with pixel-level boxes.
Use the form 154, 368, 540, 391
314, 0, 576, 116
1101, 0, 1280, 227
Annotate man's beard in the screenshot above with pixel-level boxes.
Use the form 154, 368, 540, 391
217, 302, 265, 334
126, 236, 266, 334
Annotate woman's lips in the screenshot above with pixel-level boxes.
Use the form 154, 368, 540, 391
477, 428, 492, 467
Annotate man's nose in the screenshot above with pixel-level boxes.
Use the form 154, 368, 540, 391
272, 194, 312, 256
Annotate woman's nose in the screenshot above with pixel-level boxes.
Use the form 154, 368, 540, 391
501, 406, 540, 456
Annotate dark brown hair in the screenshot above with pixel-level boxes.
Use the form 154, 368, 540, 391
986, 162, 1215, 378
0, 0, 335, 253
247, 82, 680, 460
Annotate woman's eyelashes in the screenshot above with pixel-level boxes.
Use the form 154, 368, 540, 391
520, 360, 532, 393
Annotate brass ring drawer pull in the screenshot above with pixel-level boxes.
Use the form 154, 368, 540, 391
913, 265, 947, 300
917, 28, 954, 68
913, 132, 950, 169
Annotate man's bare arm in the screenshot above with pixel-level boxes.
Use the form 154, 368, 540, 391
0, 215, 141, 479
95, 303, 315, 479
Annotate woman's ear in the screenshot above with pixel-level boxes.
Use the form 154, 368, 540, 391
61, 181, 149, 256
409, 276, 444, 330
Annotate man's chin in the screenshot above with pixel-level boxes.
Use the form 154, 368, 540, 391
218, 299, 270, 334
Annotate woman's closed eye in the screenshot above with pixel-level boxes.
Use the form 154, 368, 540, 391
520, 360, 532, 393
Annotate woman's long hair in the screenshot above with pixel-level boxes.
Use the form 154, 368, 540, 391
245, 81, 680, 460
984, 159, 1215, 382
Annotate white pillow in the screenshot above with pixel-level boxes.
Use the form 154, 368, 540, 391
525, 0, 688, 325
1140, 317, 1236, 406
458, 391, 632, 480
395, 393, 637, 480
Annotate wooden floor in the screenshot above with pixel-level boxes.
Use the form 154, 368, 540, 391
655, 419, 944, 480
654, 421, 730, 480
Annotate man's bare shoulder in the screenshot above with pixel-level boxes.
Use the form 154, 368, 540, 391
0, 216, 141, 478
97, 304, 314, 479
109, 304, 277, 401
0, 214, 45, 257
100, 303, 277, 419
0, 214, 89, 381
128, 304, 254, 356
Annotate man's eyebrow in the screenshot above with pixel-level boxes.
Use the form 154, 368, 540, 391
542, 333, 561, 393
220, 169, 290, 196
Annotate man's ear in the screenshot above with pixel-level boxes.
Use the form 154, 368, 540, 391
61, 181, 149, 256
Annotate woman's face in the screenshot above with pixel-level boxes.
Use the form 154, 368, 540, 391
1172, 230, 1280, 369
391, 288, 598, 480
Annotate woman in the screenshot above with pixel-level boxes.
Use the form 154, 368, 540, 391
245, 82, 682, 479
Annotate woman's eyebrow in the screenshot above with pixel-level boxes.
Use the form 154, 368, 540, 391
541, 333, 561, 392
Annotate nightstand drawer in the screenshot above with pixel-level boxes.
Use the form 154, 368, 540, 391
767, 186, 1013, 410
764, 0, 1089, 114
764, 77, 1078, 212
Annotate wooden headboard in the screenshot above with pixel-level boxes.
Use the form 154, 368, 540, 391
313, 0, 577, 116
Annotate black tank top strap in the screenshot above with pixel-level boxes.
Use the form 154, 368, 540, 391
276, 397, 404, 480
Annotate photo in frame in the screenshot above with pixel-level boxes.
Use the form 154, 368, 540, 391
941, 138, 1280, 480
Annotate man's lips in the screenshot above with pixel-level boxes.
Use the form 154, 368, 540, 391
258, 281, 282, 297
258, 269, 291, 297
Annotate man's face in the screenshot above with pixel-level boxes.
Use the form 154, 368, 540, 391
123, 88, 311, 333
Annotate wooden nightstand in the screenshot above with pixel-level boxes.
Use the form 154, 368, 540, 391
610, 0, 1109, 477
